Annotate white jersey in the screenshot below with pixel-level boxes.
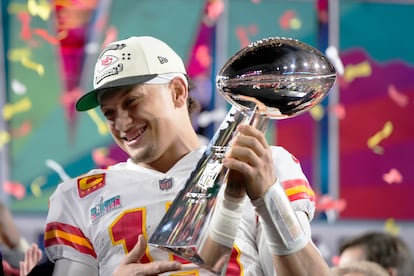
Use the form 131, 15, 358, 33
45, 146, 315, 276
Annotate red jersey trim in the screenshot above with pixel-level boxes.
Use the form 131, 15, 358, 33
44, 222, 97, 258
281, 179, 315, 202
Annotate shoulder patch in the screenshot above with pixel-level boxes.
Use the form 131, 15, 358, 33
77, 173, 106, 198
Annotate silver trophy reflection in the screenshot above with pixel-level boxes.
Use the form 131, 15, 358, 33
148, 37, 336, 274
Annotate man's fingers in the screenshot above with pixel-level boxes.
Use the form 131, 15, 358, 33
121, 235, 147, 265
143, 260, 182, 275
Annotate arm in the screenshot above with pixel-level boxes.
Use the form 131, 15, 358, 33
222, 124, 331, 276
0, 202, 21, 249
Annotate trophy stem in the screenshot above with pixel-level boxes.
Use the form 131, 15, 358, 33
149, 105, 268, 274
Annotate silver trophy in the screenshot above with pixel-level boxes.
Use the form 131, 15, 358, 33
148, 37, 336, 274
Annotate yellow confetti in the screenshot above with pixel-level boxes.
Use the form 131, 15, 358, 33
309, 104, 325, 121
3, 97, 32, 121
87, 109, 109, 135
8, 48, 45, 76
367, 121, 393, 150
343, 61, 372, 83
27, 0, 51, 21
30, 176, 46, 197
7, 3, 28, 13
290, 18, 302, 30
384, 218, 400, 236
0, 131, 11, 149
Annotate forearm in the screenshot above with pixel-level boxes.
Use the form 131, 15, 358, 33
273, 242, 331, 276
252, 180, 330, 275
0, 203, 21, 248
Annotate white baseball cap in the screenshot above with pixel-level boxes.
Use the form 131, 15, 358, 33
76, 36, 187, 111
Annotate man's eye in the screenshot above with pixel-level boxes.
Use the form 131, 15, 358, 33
126, 97, 138, 105
103, 110, 114, 117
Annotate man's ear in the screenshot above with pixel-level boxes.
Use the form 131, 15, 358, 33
170, 77, 188, 108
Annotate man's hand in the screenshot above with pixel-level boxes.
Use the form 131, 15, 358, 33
223, 124, 275, 200
19, 243, 43, 276
113, 235, 181, 276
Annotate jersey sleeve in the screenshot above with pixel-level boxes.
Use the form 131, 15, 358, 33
271, 146, 316, 221
44, 176, 98, 271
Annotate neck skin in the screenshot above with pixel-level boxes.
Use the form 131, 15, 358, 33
137, 122, 202, 173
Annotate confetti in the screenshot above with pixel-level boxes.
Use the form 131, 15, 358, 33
2, 97, 32, 121
60, 87, 83, 107
27, 0, 52, 21
8, 48, 44, 75
384, 218, 400, 236
325, 46, 344, 76
33, 28, 59, 45
195, 45, 211, 69
343, 61, 371, 83
17, 12, 32, 41
206, 0, 224, 22
10, 121, 32, 138
30, 176, 46, 197
328, 103, 346, 119
92, 147, 116, 168
290, 17, 302, 30
0, 131, 11, 150
87, 109, 109, 135
309, 104, 325, 121
11, 79, 27, 95
367, 120, 393, 151
3, 180, 26, 200
45, 159, 70, 182
388, 84, 408, 108
279, 10, 295, 30
383, 168, 403, 184
235, 25, 258, 48
315, 195, 347, 224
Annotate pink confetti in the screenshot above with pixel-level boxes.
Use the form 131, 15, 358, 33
60, 87, 83, 107
92, 148, 117, 168
328, 103, 346, 119
10, 121, 32, 138
195, 45, 211, 69
3, 180, 26, 200
17, 12, 32, 41
383, 168, 403, 184
279, 10, 295, 30
388, 84, 409, 107
315, 194, 347, 213
33, 28, 59, 45
235, 25, 258, 48
206, 0, 224, 22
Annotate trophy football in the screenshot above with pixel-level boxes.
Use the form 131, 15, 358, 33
149, 37, 336, 274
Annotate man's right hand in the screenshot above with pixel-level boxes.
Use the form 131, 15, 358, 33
113, 235, 182, 276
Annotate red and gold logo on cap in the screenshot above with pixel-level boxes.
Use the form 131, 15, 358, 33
77, 173, 106, 198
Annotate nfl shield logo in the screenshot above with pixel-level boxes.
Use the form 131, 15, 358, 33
159, 178, 173, 191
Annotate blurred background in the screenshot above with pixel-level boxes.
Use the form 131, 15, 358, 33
0, 0, 413, 265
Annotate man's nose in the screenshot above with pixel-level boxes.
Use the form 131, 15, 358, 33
115, 110, 132, 130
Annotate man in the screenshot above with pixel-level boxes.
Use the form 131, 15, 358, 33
338, 231, 414, 276
44, 36, 331, 275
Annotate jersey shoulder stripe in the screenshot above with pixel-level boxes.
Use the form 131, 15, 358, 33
44, 222, 97, 258
281, 179, 315, 202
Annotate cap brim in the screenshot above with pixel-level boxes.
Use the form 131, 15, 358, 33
76, 74, 157, 111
